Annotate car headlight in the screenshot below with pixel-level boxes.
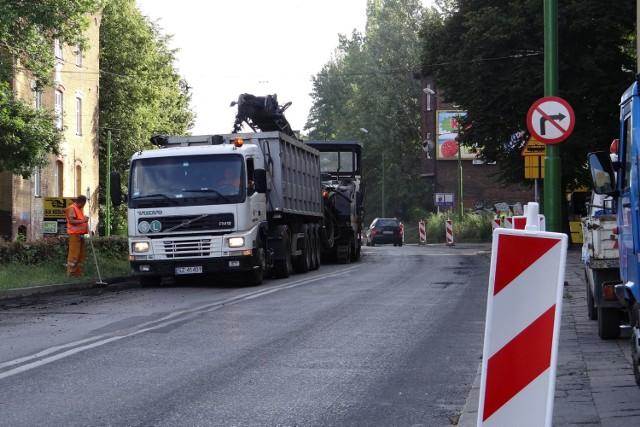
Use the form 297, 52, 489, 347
133, 241, 150, 253
228, 237, 244, 248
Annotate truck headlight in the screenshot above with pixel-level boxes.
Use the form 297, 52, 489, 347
228, 237, 244, 248
133, 242, 150, 253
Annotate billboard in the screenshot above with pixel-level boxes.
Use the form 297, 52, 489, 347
436, 110, 478, 160
43, 197, 75, 235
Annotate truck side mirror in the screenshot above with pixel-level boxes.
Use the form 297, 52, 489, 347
587, 152, 616, 195
254, 169, 267, 194
110, 171, 123, 206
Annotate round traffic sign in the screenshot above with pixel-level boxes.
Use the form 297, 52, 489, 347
526, 96, 575, 144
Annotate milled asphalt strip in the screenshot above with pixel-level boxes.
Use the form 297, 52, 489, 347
0, 266, 361, 380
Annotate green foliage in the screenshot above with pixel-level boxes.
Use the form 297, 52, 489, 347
0, 0, 102, 83
0, 82, 63, 177
424, 212, 492, 243
99, 0, 195, 233
420, 0, 636, 190
0, 0, 102, 177
307, 0, 432, 221
0, 235, 128, 265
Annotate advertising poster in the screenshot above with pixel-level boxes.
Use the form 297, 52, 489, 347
436, 110, 477, 160
43, 197, 75, 235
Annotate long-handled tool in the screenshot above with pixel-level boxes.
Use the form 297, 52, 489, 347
87, 187, 108, 286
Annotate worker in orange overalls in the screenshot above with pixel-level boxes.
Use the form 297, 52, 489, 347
65, 195, 89, 277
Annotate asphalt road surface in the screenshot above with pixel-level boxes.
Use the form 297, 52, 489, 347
0, 244, 490, 426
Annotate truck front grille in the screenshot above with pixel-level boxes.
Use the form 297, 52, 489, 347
152, 237, 222, 258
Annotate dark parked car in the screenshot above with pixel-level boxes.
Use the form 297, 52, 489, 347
366, 217, 403, 247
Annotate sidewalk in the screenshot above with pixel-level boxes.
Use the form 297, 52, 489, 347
458, 247, 640, 426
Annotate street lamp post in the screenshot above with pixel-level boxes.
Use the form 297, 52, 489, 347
360, 128, 385, 217
457, 133, 463, 220
424, 88, 464, 219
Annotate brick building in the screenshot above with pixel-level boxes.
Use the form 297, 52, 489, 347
419, 75, 533, 215
0, 14, 102, 241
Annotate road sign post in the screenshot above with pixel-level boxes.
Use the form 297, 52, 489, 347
526, 95, 574, 232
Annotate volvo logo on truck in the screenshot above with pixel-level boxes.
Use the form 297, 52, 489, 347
139, 210, 163, 216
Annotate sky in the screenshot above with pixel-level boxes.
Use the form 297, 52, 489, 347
135, 0, 432, 135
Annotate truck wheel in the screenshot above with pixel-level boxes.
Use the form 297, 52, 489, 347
337, 243, 351, 264
293, 225, 311, 274
140, 276, 161, 287
597, 307, 621, 339
631, 303, 640, 387
246, 246, 266, 286
350, 237, 360, 262
313, 224, 322, 270
273, 232, 292, 278
308, 225, 319, 271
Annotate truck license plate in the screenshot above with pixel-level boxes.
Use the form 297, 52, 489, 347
383, 231, 393, 234
175, 266, 203, 275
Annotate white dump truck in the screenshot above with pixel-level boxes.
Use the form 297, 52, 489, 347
111, 94, 364, 286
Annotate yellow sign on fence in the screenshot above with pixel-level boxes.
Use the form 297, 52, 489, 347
43, 197, 75, 219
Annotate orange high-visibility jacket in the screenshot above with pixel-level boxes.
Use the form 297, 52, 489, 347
66, 204, 88, 234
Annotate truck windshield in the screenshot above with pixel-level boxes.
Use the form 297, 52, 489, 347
129, 154, 245, 208
319, 151, 356, 175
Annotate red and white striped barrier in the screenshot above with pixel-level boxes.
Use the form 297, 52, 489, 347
504, 217, 513, 229
511, 215, 526, 229
419, 220, 426, 245
445, 219, 454, 246
492, 218, 501, 231
478, 203, 567, 426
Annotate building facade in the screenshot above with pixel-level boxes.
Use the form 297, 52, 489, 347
0, 14, 101, 241
419, 75, 532, 216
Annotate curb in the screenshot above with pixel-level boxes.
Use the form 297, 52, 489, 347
0, 275, 137, 302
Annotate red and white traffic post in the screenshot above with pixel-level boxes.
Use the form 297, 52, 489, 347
445, 219, 454, 246
418, 220, 426, 245
478, 202, 567, 426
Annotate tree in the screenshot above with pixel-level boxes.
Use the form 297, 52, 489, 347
307, 0, 431, 222
420, 0, 636, 190
99, 0, 195, 233
0, 0, 103, 176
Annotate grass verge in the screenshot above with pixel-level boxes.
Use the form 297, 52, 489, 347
0, 254, 131, 291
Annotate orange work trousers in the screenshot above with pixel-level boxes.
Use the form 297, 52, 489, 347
67, 234, 86, 276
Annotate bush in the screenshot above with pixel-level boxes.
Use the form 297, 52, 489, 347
0, 235, 128, 265
420, 212, 493, 244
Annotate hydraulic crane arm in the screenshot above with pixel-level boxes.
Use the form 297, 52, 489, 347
231, 93, 296, 140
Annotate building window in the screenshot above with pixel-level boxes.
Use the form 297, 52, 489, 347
54, 39, 64, 59
54, 161, 63, 197
34, 167, 42, 197
34, 89, 42, 109
75, 97, 82, 135
55, 90, 63, 129
75, 165, 82, 196
75, 44, 82, 67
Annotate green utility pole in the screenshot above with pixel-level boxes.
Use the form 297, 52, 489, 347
543, 0, 561, 232
105, 131, 111, 236
457, 139, 463, 221
381, 152, 386, 217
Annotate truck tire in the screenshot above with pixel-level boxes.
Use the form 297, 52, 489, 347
293, 225, 311, 274
350, 236, 360, 262
597, 307, 621, 339
631, 303, 640, 387
309, 225, 319, 271
245, 245, 266, 286
273, 232, 292, 278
